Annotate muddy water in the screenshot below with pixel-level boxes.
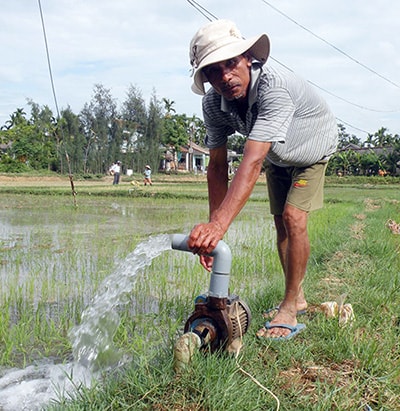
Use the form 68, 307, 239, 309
0, 195, 203, 410
0, 195, 200, 304
0, 234, 172, 411
0, 193, 273, 410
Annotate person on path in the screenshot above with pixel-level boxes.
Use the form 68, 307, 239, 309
110, 161, 121, 185
144, 165, 153, 186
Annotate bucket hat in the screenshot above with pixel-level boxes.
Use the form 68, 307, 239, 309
189, 19, 270, 95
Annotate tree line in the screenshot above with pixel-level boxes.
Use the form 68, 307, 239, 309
0, 84, 205, 176
328, 124, 400, 176
1, 83, 399, 177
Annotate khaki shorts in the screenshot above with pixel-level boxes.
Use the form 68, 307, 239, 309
266, 161, 328, 215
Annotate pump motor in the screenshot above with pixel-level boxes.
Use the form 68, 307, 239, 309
185, 293, 251, 353
170, 234, 252, 367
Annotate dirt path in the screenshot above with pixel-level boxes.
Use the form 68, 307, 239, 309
0, 175, 109, 187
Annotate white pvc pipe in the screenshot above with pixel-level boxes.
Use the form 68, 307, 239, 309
170, 233, 232, 298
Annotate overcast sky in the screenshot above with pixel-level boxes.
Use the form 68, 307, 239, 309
1, 0, 399, 140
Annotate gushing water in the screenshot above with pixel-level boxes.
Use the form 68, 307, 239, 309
69, 234, 172, 370
0, 362, 92, 411
0, 234, 172, 411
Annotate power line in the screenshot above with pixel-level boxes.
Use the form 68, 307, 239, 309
336, 117, 369, 135
270, 57, 398, 114
38, 0, 60, 119
38, 0, 77, 204
185, 0, 392, 133
260, 0, 400, 90
186, 0, 216, 22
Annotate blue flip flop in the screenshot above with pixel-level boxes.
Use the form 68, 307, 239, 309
263, 306, 307, 319
261, 322, 306, 341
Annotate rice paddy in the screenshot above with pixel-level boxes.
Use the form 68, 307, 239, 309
0, 174, 399, 410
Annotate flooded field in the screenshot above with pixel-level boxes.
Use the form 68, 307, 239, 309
0, 195, 203, 303
0, 193, 211, 409
0, 177, 399, 410
0, 191, 276, 407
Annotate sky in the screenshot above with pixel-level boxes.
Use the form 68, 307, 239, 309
1, 0, 399, 141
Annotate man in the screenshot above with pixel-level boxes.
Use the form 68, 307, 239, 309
111, 161, 121, 185
187, 20, 338, 339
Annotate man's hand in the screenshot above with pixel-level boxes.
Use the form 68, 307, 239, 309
199, 255, 214, 272
188, 221, 225, 257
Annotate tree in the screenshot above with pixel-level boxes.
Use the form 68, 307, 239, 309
161, 100, 187, 172
1, 104, 58, 170
5, 88, 399, 178
372, 127, 394, 147
1, 108, 29, 148
162, 98, 176, 116
337, 123, 361, 149
120, 85, 148, 171
330, 150, 360, 176
227, 133, 246, 154
2, 108, 27, 130
359, 150, 380, 175
59, 106, 86, 174
27, 100, 58, 171
387, 138, 400, 175
79, 84, 118, 173
140, 91, 163, 172
363, 133, 375, 148
188, 114, 206, 146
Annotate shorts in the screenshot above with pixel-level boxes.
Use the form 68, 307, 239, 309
265, 161, 328, 215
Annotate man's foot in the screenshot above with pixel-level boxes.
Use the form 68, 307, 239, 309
263, 308, 298, 338
263, 301, 308, 319
258, 298, 308, 339
256, 322, 306, 340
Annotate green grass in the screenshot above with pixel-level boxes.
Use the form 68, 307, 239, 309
1, 176, 399, 410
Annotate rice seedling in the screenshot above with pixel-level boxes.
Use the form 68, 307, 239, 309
0, 177, 399, 410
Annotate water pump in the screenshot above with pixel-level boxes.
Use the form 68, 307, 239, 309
170, 234, 251, 369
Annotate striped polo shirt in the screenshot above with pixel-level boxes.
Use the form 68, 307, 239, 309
202, 63, 338, 167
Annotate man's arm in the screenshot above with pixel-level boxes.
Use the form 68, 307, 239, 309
207, 144, 229, 217
188, 139, 271, 257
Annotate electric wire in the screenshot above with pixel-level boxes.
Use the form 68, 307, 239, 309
38, 0, 77, 205
233, 303, 281, 410
185, 0, 396, 134
260, 0, 400, 90
38, 0, 60, 119
270, 57, 398, 114
335, 118, 369, 135
186, 0, 216, 22
268, 57, 398, 117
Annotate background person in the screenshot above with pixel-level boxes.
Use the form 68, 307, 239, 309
143, 165, 153, 186
110, 161, 121, 185
186, 20, 338, 340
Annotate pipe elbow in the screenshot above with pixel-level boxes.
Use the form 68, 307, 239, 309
170, 234, 232, 275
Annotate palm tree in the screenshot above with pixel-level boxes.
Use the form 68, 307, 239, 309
363, 133, 375, 148
373, 127, 393, 147
162, 98, 176, 117
3, 108, 27, 130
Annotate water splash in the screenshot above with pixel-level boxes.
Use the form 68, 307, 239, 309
0, 234, 173, 410
69, 233, 172, 370
0, 362, 92, 411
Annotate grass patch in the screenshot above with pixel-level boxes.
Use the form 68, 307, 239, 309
0, 176, 399, 410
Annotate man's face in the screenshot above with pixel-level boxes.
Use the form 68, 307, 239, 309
203, 54, 252, 101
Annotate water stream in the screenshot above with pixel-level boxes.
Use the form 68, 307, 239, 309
0, 234, 172, 411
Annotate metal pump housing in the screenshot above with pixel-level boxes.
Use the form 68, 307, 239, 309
171, 234, 251, 354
